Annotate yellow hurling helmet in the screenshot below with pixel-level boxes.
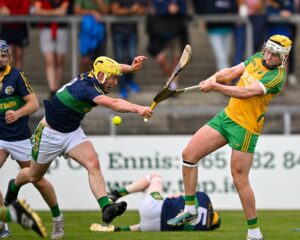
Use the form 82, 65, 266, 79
264, 35, 292, 66
92, 56, 121, 83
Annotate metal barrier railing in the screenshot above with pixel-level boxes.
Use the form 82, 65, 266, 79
1, 14, 298, 76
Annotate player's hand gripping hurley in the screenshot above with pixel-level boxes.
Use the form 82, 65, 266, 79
144, 44, 194, 122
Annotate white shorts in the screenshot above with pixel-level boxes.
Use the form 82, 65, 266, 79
32, 123, 89, 164
138, 194, 163, 231
0, 139, 31, 161
40, 28, 68, 54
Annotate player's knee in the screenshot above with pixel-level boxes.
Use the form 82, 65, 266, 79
182, 148, 198, 163
149, 172, 161, 179
86, 156, 100, 172
156, 52, 166, 63
231, 170, 247, 188
148, 173, 162, 183
29, 175, 42, 184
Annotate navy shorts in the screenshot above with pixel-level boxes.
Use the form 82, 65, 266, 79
1, 25, 29, 47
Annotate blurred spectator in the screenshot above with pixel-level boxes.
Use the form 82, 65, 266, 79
233, 0, 267, 66
248, 0, 268, 52
146, 0, 189, 90
266, 0, 294, 36
34, 0, 70, 99
266, 0, 296, 86
74, 0, 109, 72
194, 0, 238, 71
110, 0, 148, 99
67, 0, 75, 14
286, 0, 299, 86
0, 0, 31, 70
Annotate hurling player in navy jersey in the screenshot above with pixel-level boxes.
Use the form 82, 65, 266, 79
0, 40, 64, 239
91, 172, 221, 233
6, 55, 153, 229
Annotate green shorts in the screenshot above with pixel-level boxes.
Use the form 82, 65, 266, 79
207, 111, 259, 153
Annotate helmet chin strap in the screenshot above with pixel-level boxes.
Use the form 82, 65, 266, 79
100, 73, 107, 84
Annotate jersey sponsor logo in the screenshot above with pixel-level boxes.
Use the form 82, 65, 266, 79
241, 70, 258, 86
5, 86, 14, 95
0, 100, 17, 110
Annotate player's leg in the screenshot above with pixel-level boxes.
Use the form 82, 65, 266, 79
109, 173, 163, 202
66, 140, 127, 223
17, 160, 58, 208
140, 173, 164, 231
156, 50, 171, 77
167, 124, 227, 226
5, 162, 63, 239
224, 119, 263, 240
29, 161, 65, 240
17, 160, 64, 240
0, 149, 11, 237
5, 134, 64, 239
12, 45, 24, 70
231, 150, 263, 240
3, 138, 63, 226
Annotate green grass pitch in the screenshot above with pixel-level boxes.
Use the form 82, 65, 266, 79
7, 210, 300, 239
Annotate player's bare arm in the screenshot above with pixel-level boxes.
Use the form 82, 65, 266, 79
215, 63, 245, 83
200, 63, 245, 87
207, 80, 264, 99
5, 93, 39, 124
94, 95, 153, 118
35, 1, 68, 16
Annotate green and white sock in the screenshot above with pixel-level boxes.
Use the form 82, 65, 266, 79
184, 195, 196, 214
247, 218, 262, 237
11, 180, 20, 194
120, 226, 130, 231
50, 205, 61, 218
7, 206, 16, 222
98, 196, 111, 210
118, 187, 129, 197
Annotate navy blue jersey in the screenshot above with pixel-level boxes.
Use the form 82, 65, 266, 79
45, 72, 104, 133
0, 66, 33, 141
161, 192, 216, 231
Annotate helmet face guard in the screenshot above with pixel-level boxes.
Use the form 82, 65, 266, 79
262, 35, 292, 69
92, 56, 121, 84
0, 40, 11, 71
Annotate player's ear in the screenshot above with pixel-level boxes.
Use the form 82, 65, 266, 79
97, 72, 105, 82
